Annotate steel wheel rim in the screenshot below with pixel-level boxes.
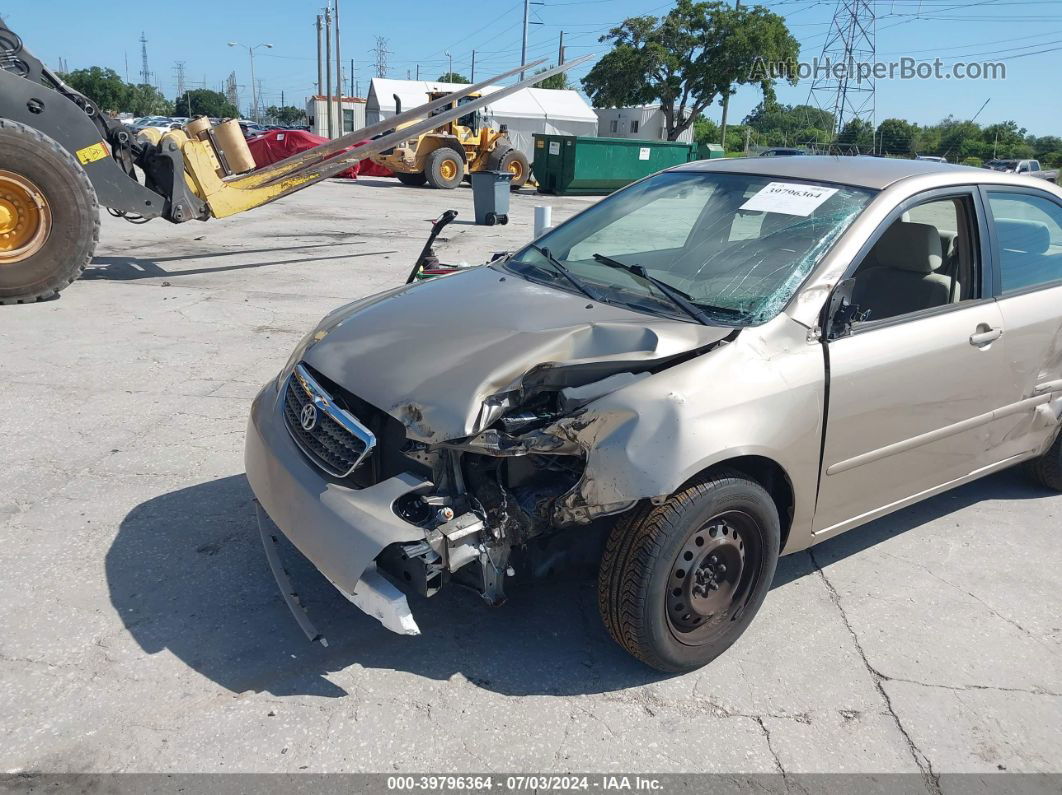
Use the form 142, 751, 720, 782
439, 157, 458, 181
507, 159, 523, 181
665, 510, 761, 646
0, 170, 51, 265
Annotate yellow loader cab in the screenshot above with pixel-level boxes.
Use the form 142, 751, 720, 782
370, 91, 530, 190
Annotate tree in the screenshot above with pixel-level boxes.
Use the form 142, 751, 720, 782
582, 0, 798, 141
692, 115, 719, 145
533, 67, 571, 91
265, 105, 306, 126
437, 72, 470, 84
744, 102, 833, 146
60, 67, 128, 113
876, 118, 917, 156
837, 118, 874, 152
174, 89, 237, 119
126, 83, 172, 117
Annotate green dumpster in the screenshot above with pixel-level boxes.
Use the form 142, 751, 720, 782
533, 134, 697, 196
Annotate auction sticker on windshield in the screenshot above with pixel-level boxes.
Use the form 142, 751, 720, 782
740, 181, 839, 216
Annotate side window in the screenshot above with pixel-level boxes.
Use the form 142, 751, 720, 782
848, 196, 979, 323
1030, 162, 1041, 173
609, 120, 618, 134
630, 119, 639, 134
987, 191, 1062, 293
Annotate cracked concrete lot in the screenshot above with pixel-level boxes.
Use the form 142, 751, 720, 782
0, 177, 1059, 782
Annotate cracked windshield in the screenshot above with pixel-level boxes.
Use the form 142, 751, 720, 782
507, 171, 874, 325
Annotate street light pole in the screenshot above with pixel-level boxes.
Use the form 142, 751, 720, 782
228, 41, 273, 123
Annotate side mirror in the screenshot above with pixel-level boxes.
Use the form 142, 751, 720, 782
826, 278, 859, 340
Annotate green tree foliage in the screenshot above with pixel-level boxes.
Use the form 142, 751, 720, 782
876, 118, 917, 156
582, 0, 798, 141
266, 105, 307, 125
692, 115, 719, 145
743, 102, 833, 147
174, 89, 238, 119
126, 84, 173, 117
437, 72, 470, 84
533, 67, 571, 91
837, 117, 874, 151
60, 67, 129, 112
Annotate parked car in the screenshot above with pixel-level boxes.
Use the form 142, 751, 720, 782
758, 147, 806, 157
238, 120, 267, 140
915, 155, 947, 163
246, 157, 1062, 672
985, 159, 1059, 183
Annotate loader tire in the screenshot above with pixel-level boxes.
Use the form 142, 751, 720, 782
424, 148, 464, 190
396, 171, 428, 187
499, 149, 530, 189
598, 471, 779, 673
0, 118, 98, 304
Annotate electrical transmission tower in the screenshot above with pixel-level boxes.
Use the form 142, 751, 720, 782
806, 0, 876, 144
372, 36, 390, 78
225, 72, 239, 110
139, 32, 151, 85
173, 61, 186, 97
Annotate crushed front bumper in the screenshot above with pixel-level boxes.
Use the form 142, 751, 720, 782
245, 381, 432, 639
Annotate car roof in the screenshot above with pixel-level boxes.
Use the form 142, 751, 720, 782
675, 155, 984, 190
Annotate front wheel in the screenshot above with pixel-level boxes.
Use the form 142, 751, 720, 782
0, 119, 99, 304
424, 148, 464, 190
598, 471, 780, 672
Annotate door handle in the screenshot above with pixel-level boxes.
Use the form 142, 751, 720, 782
969, 326, 1003, 347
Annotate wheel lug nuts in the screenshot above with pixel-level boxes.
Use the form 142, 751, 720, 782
717, 564, 726, 575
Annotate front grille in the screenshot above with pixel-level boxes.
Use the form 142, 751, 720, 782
283, 364, 376, 478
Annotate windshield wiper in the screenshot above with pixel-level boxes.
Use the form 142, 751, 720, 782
592, 253, 717, 326
524, 244, 604, 302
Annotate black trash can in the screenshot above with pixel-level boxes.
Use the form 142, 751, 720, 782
471, 170, 513, 226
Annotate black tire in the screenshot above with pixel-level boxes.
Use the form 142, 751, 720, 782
396, 171, 427, 187
484, 212, 497, 226
497, 214, 509, 225
598, 471, 780, 673
424, 148, 464, 190
498, 149, 530, 189
0, 118, 98, 304
1025, 430, 1062, 491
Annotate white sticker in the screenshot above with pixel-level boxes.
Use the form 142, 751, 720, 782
277, 133, 285, 140
639, 147, 651, 161
739, 181, 839, 217
548, 141, 560, 155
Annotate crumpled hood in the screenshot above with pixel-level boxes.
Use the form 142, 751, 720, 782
303, 266, 731, 442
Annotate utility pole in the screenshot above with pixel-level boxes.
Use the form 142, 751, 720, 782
519, 1, 544, 80
334, 0, 343, 134
124, 51, 129, 82
316, 15, 323, 97
173, 61, 187, 115
445, 50, 452, 81
719, 0, 740, 149
471, 50, 476, 82
324, 6, 333, 137
373, 36, 390, 79
806, 0, 876, 138
350, 57, 355, 98
415, 64, 419, 80
521, 0, 529, 80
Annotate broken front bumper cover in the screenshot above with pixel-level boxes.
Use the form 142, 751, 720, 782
245, 381, 431, 641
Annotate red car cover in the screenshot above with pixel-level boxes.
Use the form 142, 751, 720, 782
246, 130, 394, 179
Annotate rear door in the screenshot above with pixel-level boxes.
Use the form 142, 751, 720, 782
980, 187, 1062, 461
813, 187, 1014, 537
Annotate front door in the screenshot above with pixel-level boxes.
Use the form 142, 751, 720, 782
813, 189, 1015, 536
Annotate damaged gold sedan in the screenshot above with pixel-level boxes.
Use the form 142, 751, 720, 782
246, 157, 1062, 671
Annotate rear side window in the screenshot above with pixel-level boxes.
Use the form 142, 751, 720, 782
987, 192, 1062, 293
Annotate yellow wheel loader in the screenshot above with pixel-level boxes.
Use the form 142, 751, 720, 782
371, 91, 530, 190
0, 22, 586, 303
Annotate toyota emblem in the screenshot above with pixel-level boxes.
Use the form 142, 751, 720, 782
299, 402, 318, 432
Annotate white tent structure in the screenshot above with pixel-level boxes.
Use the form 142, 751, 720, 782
365, 79, 597, 159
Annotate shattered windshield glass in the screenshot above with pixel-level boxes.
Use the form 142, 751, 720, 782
504, 171, 875, 326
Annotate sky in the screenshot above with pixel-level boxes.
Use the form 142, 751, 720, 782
4, 0, 1061, 135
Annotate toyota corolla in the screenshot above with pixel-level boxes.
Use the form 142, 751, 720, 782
246, 156, 1062, 672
